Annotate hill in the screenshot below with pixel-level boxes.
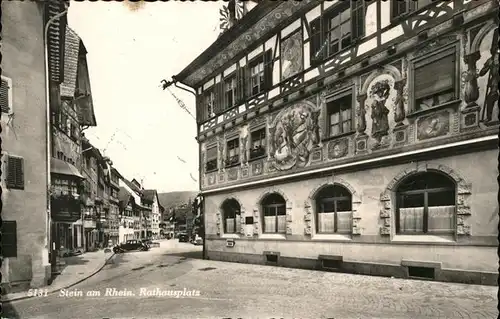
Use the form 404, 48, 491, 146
158, 191, 198, 210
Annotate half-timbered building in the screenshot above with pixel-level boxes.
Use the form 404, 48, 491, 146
173, 0, 499, 285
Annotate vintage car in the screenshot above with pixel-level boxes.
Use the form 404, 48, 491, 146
178, 233, 189, 243
113, 239, 149, 253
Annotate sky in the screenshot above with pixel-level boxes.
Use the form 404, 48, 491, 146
68, 1, 222, 193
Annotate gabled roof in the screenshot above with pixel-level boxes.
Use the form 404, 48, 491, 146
122, 178, 143, 196
118, 187, 134, 211
142, 189, 157, 204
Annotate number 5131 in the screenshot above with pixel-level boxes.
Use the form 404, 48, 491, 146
27, 289, 49, 297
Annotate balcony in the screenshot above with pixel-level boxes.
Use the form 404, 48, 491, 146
83, 213, 97, 229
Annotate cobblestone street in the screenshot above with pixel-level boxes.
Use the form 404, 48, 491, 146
3, 241, 497, 319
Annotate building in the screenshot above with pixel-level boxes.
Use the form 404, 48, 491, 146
106, 166, 123, 245
80, 138, 101, 252
143, 189, 162, 239
118, 187, 136, 243
119, 178, 146, 241
0, 1, 56, 293
49, 16, 97, 263
172, 0, 499, 285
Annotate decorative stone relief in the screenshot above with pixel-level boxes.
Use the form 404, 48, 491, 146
380, 163, 472, 236
215, 210, 222, 235
416, 110, 451, 141
269, 100, 321, 170
253, 208, 260, 235
305, 178, 362, 236
360, 65, 404, 150
240, 213, 245, 235
327, 138, 349, 160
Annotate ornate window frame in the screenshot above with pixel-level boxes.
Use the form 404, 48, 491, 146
216, 196, 245, 239
305, 177, 362, 239
254, 188, 293, 239
380, 163, 472, 240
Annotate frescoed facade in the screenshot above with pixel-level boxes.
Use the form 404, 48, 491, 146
174, 0, 499, 285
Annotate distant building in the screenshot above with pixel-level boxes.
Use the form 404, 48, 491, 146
143, 189, 162, 239
173, 0, 499, 285
106, 167, 122, 245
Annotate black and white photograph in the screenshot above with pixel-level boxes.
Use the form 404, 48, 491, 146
0, 0, 499, 318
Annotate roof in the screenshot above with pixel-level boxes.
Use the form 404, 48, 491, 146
142, 189, 157, 204
122, 178, 143, 195
118, 187, 133, 211
60, 27, 80, 98
158, 191, 198, 210
110, 166, 123, 179
173, 1, 279, 87
50, 158, 84, 179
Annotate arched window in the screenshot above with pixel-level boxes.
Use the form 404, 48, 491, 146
221, 198, 241, 234
261, 193, 286, 233
396, 172, 456, 235
315, 185, 352, 234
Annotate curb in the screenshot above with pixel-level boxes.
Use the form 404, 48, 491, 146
2, 252, 115, 303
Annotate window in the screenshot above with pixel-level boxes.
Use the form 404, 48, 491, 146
224, 76, 237, 110
309, 2, 365, 64
261, 193, 286, 233
225, 138, 240, 167
1, 76, 12, 114
249, 57, 265, 96
396, 172, 456, 235
392, 0, 440, 20
248, 50, 272, 96
315, 185, 352, 234
326, 93, 353, 137
412, 47, 456, 112
205, 146, 218, 172
53, 178, 79, 196
222, 198, 241, 234
7, 155, 24, 190
204, 89, 215, 118
250, 128, 266, 160
1, 221, 17, 258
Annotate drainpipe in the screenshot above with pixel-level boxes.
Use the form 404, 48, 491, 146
44, 2, 69, 269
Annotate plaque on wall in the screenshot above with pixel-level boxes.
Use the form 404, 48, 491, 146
416, 111, 450, 141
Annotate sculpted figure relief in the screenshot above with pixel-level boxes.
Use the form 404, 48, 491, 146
270, 101, 320, 170
369, 80, 392, 144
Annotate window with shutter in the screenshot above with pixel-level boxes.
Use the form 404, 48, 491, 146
309, 18, 323, 66
326, 93, 353, 137
391, 0, 440, 20
413, 47, 456, 111
226, 138, 240, 167
213, 81, 225, 115
1, 76, 12, 114
7, 155, 24, 190
263, 50, 273, 89
248, 55, 265, 96
1, 221, 17, 258
224, 76, 237, 111
250, 128, 266, 159
236, 65, 246, 104
351, 0, 365, 40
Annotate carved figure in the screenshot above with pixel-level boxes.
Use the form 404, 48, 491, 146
369, 80, 391, 144
240, 136, 248, 164
217, 139, 225, 170
479, 29, 499, 123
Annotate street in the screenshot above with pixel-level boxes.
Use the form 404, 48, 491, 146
3, 240, 498, 319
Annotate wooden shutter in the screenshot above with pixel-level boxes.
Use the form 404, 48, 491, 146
309, 18, 323, 65
1, 78, 11, 113
264, 50, 273, 89
2, 221, 17, 258
214, 81, 224, 115
414, 51, 455, 100
351, 0, 365, 40
196, 95, 203, 123
236, 64, 246, 104
7, 156, 24, 190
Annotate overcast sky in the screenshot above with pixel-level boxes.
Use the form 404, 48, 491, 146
68, 1, 221, 192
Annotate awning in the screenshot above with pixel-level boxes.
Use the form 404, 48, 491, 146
51, 158, 84, 179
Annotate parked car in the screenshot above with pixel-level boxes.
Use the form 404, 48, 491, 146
178, 233, 189, 242
113, 239, 149, 253
141, 238, 152, 247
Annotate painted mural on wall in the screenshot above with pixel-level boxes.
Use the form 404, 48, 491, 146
281, 30, 303, 80
416, 110, 450, 140
476, 27, 499, 124
269, 100, 321, 170
363, 73, 398, 148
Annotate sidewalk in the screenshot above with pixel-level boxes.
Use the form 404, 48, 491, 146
2, 249, 114, 303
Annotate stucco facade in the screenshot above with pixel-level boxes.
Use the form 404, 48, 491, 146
1, 1, 51, 291
174, 0, 499, 285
